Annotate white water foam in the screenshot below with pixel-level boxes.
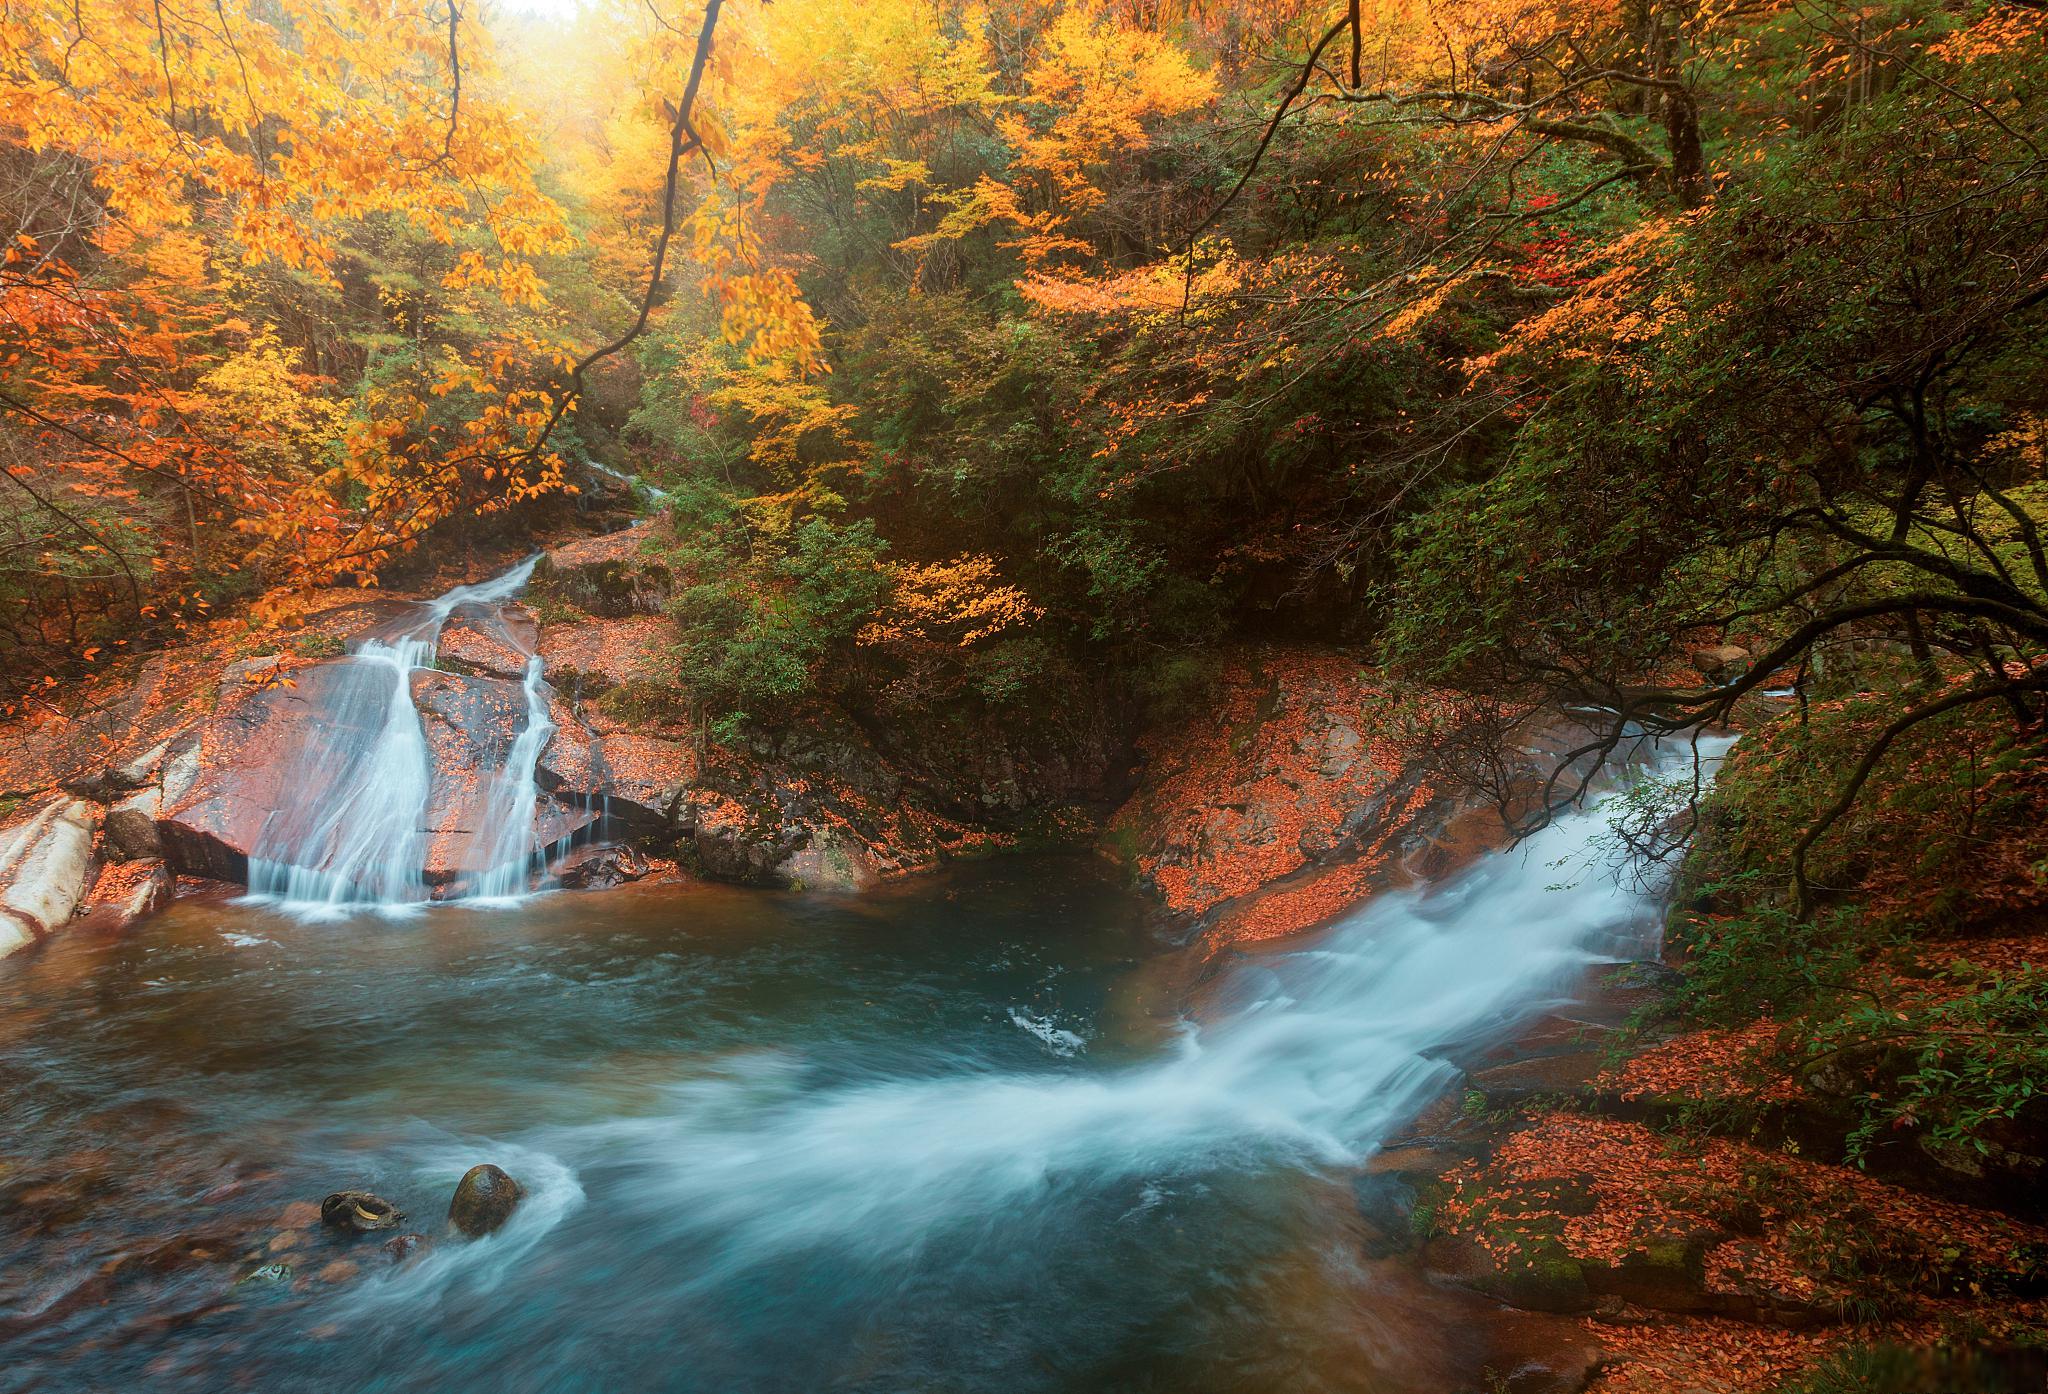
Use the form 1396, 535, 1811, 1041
1009, 1009, 1088, 1057
336, 1139, 587, 1314
526, 736, 1732, 1281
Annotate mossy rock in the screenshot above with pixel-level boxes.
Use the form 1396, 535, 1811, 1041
1479, 1238, 1595, 1313
1352, 1170, 1424, 1259
1585, 1232, 1715, 1311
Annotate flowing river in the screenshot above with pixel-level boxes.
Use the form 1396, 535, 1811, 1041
0, 745, 1711, 1393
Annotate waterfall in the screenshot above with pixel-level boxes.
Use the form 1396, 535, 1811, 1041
469, 654, 559, 902
586, 456, 670, 508
245, 556, 555, 915
572, 736, 1733, 1274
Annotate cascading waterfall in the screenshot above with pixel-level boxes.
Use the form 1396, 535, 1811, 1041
587, 456, 670, 508
468, 654, 559, 902
245, 556, 555, 914
564, 735, 1733, 1277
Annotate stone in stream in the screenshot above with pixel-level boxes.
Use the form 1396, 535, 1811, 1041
552, 842, 649, 890
382, 1231, 433, 1264
447, 1163, 523, 1237
320, 1190, 404, 1233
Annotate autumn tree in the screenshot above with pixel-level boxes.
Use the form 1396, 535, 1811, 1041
1383, 0, 2048, 912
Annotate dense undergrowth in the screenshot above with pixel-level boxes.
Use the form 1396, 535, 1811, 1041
1662, 684, 2048, 1170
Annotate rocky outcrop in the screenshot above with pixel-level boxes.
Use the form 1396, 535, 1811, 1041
0, 532, 1132, 924
151, 657, 602, 894
0, 798, 100, 954
529, 529, 672, 617
664, 712, 1016, 891
527, 521, 1133, 889
1105, 651, 1514, 946
436, 605, 539, 681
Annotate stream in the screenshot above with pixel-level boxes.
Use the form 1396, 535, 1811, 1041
0, 740, 1710, 1393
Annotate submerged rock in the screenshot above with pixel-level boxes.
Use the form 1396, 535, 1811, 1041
447, 1164, 523, 1237
234, 1262, 293, 1289
382, 1231, 433, 1264
553, 842, 648, 890
321, 1190, 404, 1233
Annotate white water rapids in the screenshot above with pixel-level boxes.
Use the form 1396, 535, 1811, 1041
244, 556, 553, 914
365, 736, 1730, 1312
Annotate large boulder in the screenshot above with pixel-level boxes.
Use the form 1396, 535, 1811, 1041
688, 792, 811, 886
447, 1164, 523, 1237
537, 614, 672, 696
531, 532, 671, 618
0, 798, 100, 956
552, 842, 649, 890
591, 732, 696, 828
1690, 644, 1751, 682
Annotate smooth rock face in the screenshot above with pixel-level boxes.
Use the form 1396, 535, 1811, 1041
447, 1164, 523, 1237
156, 663, 355, 883
0, 798, 100, 957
